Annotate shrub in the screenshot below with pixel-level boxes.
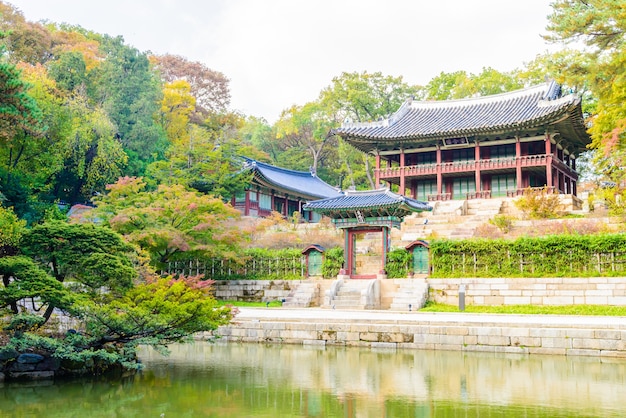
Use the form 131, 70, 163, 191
514, 187, 561, 219
322, 247, 344, 279
385, 249, 412, 278
429, 233, 626, 278
489, 214, 514, 233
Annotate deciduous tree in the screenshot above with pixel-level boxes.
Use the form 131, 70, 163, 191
93, 177, 245, 267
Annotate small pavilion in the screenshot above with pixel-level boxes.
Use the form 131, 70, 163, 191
304, 188, 431, 279
232, 158, 342, 221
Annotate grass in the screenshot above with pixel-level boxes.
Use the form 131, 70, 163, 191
420, 301, 626, 316
217, 300, 283, 308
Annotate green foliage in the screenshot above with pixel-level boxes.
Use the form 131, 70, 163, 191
421, 302, 626, 316
514, 187, 561, 219
594, 186, 626, 216
0, 205, 26, 255
385, 248, 412, 278
4, 313, 45, 335
0, 255, 76, 316
169, 248, 304, 281
489, 214, 514, 234
544, 1, 626, 183
322, 247, 344, 279
93, 177, 245, 267
21, 221, 136, 292
79, 277, 232, 349
5, 332, 137, 374
430, 234, 626, 278
420, 68, 524, 100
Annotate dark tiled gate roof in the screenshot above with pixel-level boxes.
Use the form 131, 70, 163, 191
334, 81, 590, 153
303, 188, 431, 216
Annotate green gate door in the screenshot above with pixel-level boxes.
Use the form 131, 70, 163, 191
413, 246, 429, 274
308, 251, 323, 276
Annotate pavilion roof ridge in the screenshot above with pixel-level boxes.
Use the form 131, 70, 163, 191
339, 81, 561, 131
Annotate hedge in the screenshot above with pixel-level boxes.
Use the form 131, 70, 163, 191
429, 234, 626, 278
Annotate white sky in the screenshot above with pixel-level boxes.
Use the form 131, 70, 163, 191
7, 0, 557, 123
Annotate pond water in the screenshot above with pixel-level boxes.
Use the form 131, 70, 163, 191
1, 341, 626, 417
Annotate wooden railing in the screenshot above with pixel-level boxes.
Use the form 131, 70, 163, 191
377, 154, 570, 180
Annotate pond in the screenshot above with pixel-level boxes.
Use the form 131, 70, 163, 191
1, 341, 626, 417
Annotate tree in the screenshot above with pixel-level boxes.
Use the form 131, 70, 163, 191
0, 35, 47, 220
93, 177, 245, 267
420, 68, 524, 101
78, 277, 231, 351
89, 35, 167, 176
52, 95, 128, 203
20, 221, 136, 321
0, 205, 25, 257
274, 101, 338, 176
151, 54, 230, 120
319, 71, 419, 188
544, 0, 626, 182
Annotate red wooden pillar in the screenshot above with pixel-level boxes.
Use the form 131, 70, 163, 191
474, 141, 481, 194
545, 135, 553, 188
436, 145, 442, 196
399, 149, 406, 196
284, 195, 289, 216
244, 190, 251, 216
515, 137, 522, 191
375, 153, 381, 189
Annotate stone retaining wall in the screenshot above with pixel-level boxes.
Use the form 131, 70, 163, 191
428, 277, 626, 306
213, 314, 626, 358
213, 280, 297, 302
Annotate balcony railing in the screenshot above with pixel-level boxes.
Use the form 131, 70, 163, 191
377, 154, 574, 180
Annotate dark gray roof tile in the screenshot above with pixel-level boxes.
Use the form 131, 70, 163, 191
243, 159, 342, 200
334, 81, 589, 153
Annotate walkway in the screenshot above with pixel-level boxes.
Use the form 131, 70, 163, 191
235, 307, 626, 329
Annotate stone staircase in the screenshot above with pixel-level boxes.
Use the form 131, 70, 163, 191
389, 278, 429, 311
396, 198, 509, 243
282, 281, 320, 308
324, 279, 380, 310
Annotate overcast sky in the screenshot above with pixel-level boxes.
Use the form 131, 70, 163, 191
8, 0, 557, 123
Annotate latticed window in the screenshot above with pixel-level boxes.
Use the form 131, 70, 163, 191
453, 177, 475, 199
491, 174, 516, 197
415, 180, 437, 201
452, 149, 474, 162
489, 144, 515, 159
259, 193, 272, 210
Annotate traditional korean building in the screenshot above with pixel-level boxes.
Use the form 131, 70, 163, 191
232, 158, 342, 221
333, 81, 590, 201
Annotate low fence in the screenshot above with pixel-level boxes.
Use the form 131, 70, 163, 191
429, 235, 626, 278
164, 257, 306, 280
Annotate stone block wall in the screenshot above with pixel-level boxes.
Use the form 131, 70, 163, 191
213, 316, 626, 358
428, 277, 626, 306
213, 280, 297, 302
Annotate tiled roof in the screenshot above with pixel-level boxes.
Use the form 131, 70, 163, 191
243, 158, 342, 200
334, 81, 590, 153
303, 188, 431, 214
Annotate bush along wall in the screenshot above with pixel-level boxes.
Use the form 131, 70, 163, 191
385, 249, 413, 278
166, 248, 305, 280
429, 234, 626, 278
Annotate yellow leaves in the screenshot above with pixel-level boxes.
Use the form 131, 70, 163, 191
51, 30, 103, 71
160, 80, 196, 145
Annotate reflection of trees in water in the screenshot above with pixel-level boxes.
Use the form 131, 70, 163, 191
2, 343, 626, 417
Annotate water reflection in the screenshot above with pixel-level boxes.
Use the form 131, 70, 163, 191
1, 342, 626, 417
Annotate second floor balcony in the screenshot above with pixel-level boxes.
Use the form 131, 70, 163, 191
377, 154, 575, 179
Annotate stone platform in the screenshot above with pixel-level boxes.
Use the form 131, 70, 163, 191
212, 308, 626, 358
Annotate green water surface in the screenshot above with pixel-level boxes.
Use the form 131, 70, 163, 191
1, 342, 625, 417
